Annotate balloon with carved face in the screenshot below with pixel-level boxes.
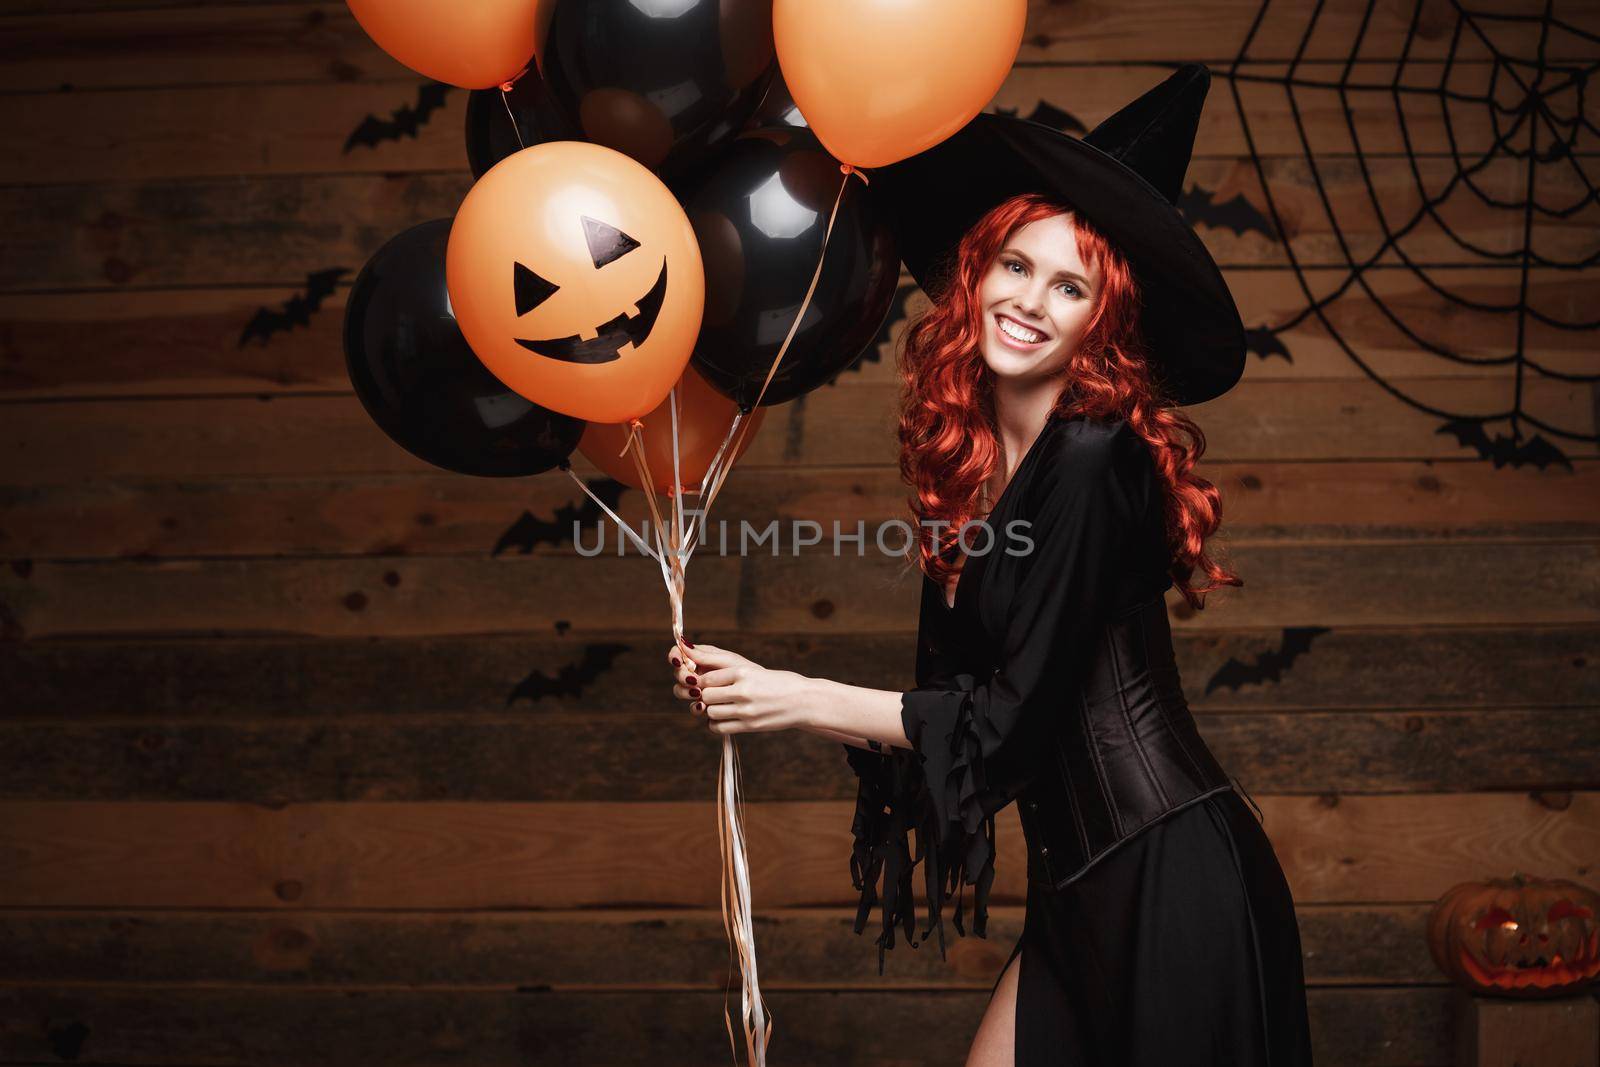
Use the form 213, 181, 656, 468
446, 140, 706, 424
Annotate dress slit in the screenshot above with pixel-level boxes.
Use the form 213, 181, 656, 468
1002, 792, 1314, 1065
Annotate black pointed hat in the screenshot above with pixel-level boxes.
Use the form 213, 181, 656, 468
864, 64, 1244, 407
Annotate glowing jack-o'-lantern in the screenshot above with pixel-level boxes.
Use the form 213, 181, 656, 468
1427, 872, 1600, 998
447, 141, 705, 424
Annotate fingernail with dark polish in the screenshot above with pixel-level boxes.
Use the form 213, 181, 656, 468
670, 656, 680, 667
686, 675, 697, 685
690, 686, 701, 698
685, 640, 695, 648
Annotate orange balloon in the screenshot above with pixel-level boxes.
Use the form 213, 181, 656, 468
346, 0, 554, 90
773, 0, 1026, 168
446, 141, 706, 424
578, 367, 765, 493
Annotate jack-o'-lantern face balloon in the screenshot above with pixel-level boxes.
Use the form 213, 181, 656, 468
447, 140, 705, 424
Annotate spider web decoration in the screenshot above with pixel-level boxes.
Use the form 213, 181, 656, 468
1225, 0, 1599, 470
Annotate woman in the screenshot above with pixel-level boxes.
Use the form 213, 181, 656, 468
667, 66, 1315, 1066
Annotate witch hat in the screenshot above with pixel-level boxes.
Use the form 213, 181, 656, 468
864, 64, 1244, 407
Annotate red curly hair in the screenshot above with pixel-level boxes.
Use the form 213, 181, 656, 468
897, 191, 1241, 610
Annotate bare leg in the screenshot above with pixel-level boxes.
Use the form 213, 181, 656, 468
965, 946, 1022, 1067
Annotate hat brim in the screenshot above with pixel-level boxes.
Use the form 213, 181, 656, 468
863, 114, 1244, 407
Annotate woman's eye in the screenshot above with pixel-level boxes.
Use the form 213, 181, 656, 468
1005, 260, 1023, 273
1059, 283, 1080, 298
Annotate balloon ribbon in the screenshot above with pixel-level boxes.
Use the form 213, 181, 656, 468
559, 161, 871, 1067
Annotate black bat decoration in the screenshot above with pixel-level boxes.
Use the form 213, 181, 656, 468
506, 641, 632, 707
1203, 625, 1332, 694
1436, 418, 1574, 471
1177, 185, 1278, 240
1534, 138, 1569, 164
237, 268, 349, 347
344, 81, 453, 153
993, 99, 1088, 134
1244, 327, 1292, 362
492, 478, 631, 556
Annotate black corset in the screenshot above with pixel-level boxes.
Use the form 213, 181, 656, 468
1012, 591, 1237, 890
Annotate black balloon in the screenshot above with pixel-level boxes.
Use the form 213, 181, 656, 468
673, 127, 900, 408
345, 219, 585, 477
747, 64, 806, 131
539, 0, 777, 183
464, 68, 580, 179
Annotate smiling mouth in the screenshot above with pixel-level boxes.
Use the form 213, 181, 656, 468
515, 258, 669, 365
994, 312, 1049, 347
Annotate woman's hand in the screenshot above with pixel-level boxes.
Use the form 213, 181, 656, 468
667, 640, 755, 719
665, 641, 814, 735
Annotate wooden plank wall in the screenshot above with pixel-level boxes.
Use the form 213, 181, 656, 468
2, 0, 1598, 1063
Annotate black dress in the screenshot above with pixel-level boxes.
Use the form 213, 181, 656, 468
844, 413, 1314, 1065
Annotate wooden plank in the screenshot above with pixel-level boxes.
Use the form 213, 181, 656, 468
3, 268, 1595, 399
0, 903, 1442, 986
1, 539, 1596, 639
0, 3, 411, 92
0, 708, 1595, 801
1229, 269, 1600, 381
1002, 61, 1569, 160
3, 156, 1591, 292
4, 459, 1599, 561
0, 551, 744, 638
0, 984, 1452, 1067
2, 0, 1593, 91
10, 79, 474, 184
1017, 0, 1600, 63
12, 61, 1567, 185
0, 793, 1594, 908
2, 380, 1594, 491
1175, 154, 1600, 271
3, 626, 1594, 719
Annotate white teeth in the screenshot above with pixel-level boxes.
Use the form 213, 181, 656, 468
998, 316, 1045, 344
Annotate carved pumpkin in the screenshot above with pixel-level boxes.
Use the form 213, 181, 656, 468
1427, 872, 1600, 998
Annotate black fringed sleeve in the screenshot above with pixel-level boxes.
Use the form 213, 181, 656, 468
844, 420, 1139, 975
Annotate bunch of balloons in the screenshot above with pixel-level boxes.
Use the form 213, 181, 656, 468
340, 1, 1024, 1060
344, 0, 1025, 492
